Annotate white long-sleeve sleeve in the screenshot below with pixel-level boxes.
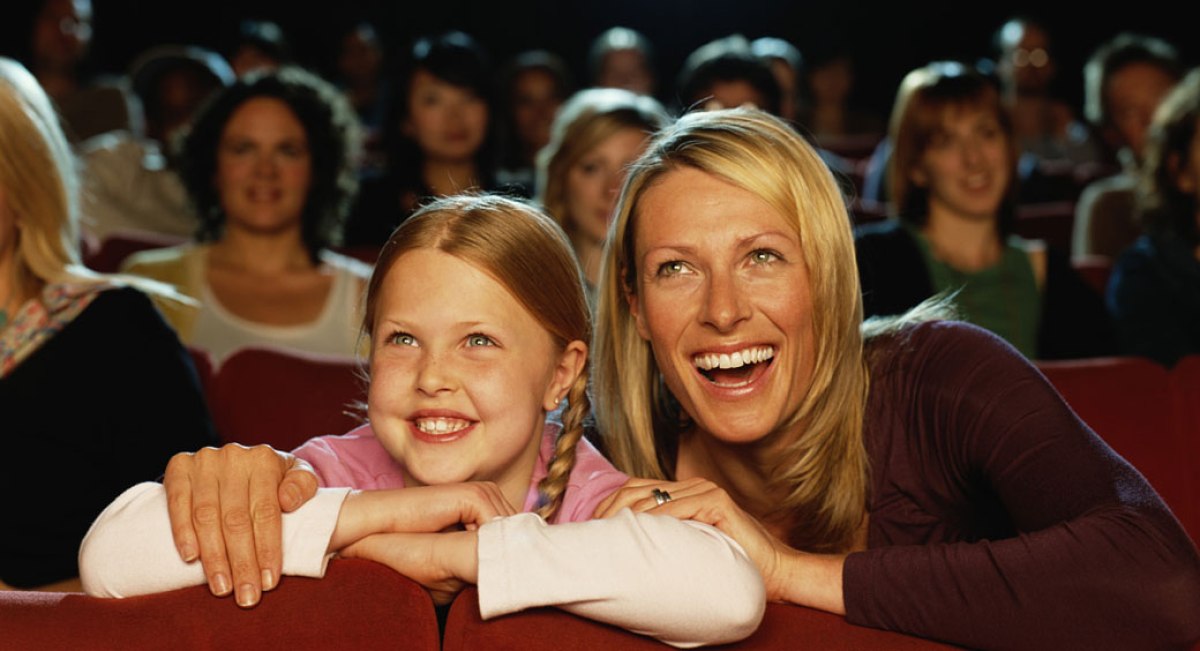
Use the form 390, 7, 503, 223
476, 510, 766, 648
79, 482, 351, 598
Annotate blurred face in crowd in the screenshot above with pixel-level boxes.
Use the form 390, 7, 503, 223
912, 104, 1011, 223
406, 69, 489, 164
699, 80, 766, 112
997, 21, 1055, 95
1106, 62, 1178, 158
597, 49, 654, 96
215, 97, 312, 235
565, 127, 649, 243
511, 68, 562, 157
32, 0, 92, 70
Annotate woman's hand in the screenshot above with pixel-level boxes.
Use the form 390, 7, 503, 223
340, 530, 478, 606
164, 444, 318, 607
330, 483, 517, 551
594, 477, 847, 613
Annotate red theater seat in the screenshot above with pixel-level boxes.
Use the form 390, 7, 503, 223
85, 230, 187, 273
209, 345, 366, 451
443, 588, 962, 650
0, 559, 439, 651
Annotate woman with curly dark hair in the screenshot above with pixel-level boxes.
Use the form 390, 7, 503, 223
121, 65, 369, 364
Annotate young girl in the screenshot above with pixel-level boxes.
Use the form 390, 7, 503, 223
79, 194, 764, 647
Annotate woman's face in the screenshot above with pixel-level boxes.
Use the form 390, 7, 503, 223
912, 105, 1011, 223
565, 127, 649, 243
628, 167, 816, 445
406, 69, 489, 164
511, 69, 561, 156
368, 248, 579, 498
214, 97, 312, 235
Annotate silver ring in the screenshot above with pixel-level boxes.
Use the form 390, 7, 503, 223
652, 488, 672, 506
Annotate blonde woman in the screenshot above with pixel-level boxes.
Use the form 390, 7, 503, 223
0, 56, 215, 591
536, 87, 669, 305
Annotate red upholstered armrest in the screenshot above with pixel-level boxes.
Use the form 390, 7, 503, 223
443, 587, 960, 650
0, 559, 438, 651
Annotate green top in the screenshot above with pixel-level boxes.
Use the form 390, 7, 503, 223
910, 225, 1041, 358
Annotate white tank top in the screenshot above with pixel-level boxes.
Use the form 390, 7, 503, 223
190, 250, 369, 365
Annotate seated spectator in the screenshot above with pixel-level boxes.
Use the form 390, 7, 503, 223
677, 34, 856, 195
0, 56, 216, 591
992, 16, 1103, 178
1074, 33, 1182, 259
1108, 68, 1200, 367
495, 49, 574, 197
226, 19, 291, 77
749, 36, 802, 123
855, 61, 1113, 360
794, 46, 885, 156
588, 26, 657, 97
120, 66, 369, 365
343, 31, 497, 247
79, 44, 234, 241
535, 87, 669, 306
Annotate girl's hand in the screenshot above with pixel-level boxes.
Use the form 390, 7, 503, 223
163, 444, 318, 607
595, 477, 846, 612
340, 530, 478, 606
331, 482, 517, 551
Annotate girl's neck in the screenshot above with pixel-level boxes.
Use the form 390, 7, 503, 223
208, 229, 316, 276
921, 208, 1002, 272
422, 159, 479, 198
571, 232, 604, 287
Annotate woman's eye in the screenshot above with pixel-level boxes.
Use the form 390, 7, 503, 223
656, 260, 687, 277
750, 249, 781, 264
467, 334, 495, 347
279, 142, 308, 158
389, 332, 417, 346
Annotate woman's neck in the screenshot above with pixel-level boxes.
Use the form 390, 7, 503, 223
422, 159, 479, 198
208, 229, 315, 276
571, 232, 604, 287
921, 208, 1002, 272
675, 427, 785, 522
0, 252, 39, 328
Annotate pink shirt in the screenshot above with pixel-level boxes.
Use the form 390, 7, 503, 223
293, 421, 628, 523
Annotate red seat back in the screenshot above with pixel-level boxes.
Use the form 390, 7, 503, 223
210, 345, 366, 451
85, 231, 187, 273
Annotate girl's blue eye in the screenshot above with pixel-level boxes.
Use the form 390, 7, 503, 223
467, 334, 495, 347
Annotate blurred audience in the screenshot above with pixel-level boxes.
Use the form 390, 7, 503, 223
855, 61, 1113, 360
120, 66, 369, 364
1074, 33, 1183, 259
226, 19, 291, 78
795, 46, 884, 157
0, 56, 216, 591
1107, 68, 1200, 367
535, 87, 669, 306
332, 19, 391, 177
588, 26, 657, 97
343, 30, 496, 247
79, 45, 234, 241
750, 36, 802, 123
495, 49, 574, 196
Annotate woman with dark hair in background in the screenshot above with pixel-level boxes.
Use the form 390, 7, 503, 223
343, 30, 497, 247
494, 49, 573, 197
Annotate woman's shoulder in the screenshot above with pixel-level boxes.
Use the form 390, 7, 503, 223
319, 249, 373, 281
121, 244, 203, 279
866, 319, 1024, 378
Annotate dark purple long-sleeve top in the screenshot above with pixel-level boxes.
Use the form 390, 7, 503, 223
843, 320, 1200, 650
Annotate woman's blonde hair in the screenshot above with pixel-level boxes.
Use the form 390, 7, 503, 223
0, 57, 176, 299
593, 107, 869, 552
0, 57, 91, 294
536, 88, 669, 237
363, 194, 592, 522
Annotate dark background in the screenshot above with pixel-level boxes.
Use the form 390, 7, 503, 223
4, 0, 1194, 122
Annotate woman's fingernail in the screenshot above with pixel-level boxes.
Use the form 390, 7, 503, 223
180, 543, 197, 562
261, 569, 276, 591
237, 584, 257, 608
211, 573, 231, 596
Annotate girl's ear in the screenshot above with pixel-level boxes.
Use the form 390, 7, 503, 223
543, 340, 588, 411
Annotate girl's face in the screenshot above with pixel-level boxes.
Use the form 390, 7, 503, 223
214, 97, 312, 235
367, 248, 585, 500
628, 167, 816, 446
405, 69, 489, 164
912, 105, 1011, 223
565, 127, 649, 243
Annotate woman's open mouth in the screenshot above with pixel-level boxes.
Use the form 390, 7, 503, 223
692, 345, 775, 388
